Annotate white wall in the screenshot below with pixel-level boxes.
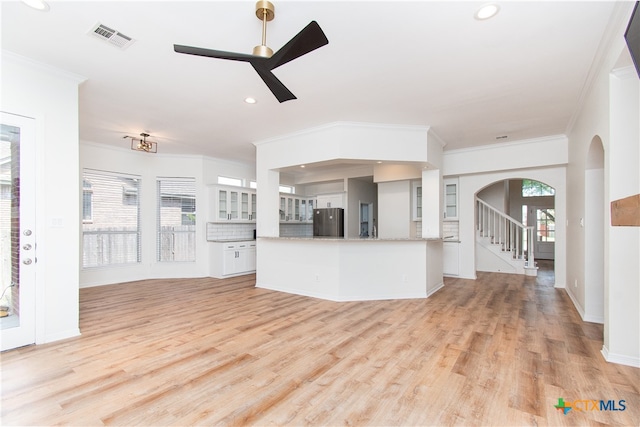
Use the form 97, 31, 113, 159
477, 181, 506, 211
1, 53, 84, 343
377, 180, 411, 239
443, 135, 568, 177
606, 65, 639, 366
584, 166, 604, 323
565, 0, 639, 366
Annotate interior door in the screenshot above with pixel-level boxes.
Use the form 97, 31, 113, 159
1, 113, 37, 351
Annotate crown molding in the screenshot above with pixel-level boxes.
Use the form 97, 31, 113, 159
2, 50, 87, 84
253, 121, 430, 147
442, 134, 567, 156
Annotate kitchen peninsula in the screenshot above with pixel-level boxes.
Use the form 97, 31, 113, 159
253, 122, 446, 302
258, 236, 443, 301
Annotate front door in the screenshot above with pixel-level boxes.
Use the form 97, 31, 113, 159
532, 207, 555, 260
1, 112, 37, 351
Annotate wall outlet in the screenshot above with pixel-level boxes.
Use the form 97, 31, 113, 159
402, 274, 408, 283
574, 279, 578, 288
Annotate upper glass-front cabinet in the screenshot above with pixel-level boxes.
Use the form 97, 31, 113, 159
214, 186, 256, 222
444, 178, 458, 220
280, 195, 315, 222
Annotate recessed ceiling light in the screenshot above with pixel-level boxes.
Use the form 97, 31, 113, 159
376, 161, 383, 164
475, 3, 500, 20
21, 0, 49, 11
244, 97, 257, 104
300, 165, 306, 168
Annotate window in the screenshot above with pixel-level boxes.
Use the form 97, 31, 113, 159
82, 179, 93, 222
249, 180, 257, 189
157, 178, 196, 262
82, 170, 141, 268
218, 176, 242, 187
536, 208, 555, 242
522, 179, 555, 197
279, 184, 295, 194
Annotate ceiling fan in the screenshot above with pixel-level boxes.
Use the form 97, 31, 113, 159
174, 1, 328, 103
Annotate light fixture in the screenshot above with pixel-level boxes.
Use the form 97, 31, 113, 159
21, 0, 50, 11
244, 97, 257, 104
125, 132, 158, 153
300, 165, 306, 168
475, 3, 500, 20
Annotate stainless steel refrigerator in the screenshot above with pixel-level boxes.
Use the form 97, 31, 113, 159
313, 208, 344, 237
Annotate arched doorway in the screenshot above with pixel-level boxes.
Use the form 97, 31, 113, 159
475, 178, 556, 282
584, 136, 604, 323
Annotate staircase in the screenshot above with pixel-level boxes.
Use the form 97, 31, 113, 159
476, 197, 537, 276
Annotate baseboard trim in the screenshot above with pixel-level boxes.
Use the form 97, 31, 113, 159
564, 288, 586, 320
41, 328, 81, 344
427, 281, 445, 297
601, 345, 640, 368
583, 314, 605, 324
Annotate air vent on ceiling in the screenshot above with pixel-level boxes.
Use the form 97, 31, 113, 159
88, 23, 135, 49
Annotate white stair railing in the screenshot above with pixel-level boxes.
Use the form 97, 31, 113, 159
476, 197, 535, 268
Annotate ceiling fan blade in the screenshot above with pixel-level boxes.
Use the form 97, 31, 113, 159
174, 45, 257, 62
251, 63, 296, 103
267, 21, 328, 70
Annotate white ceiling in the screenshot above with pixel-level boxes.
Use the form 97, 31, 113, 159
1, 1, 632, 165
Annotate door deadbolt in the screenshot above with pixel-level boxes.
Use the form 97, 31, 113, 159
23, 243, 32, 250
23, 229, 32, 236
23, 258, 33, 265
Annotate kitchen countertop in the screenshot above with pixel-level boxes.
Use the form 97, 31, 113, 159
259, 236, 443, 242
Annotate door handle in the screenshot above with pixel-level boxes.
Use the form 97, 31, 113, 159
23, 243, 32, 250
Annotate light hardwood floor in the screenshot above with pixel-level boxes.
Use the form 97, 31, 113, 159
1, 271, 639, 426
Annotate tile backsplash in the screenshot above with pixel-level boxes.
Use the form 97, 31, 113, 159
280, 223, 313, 237
206, 223, 255, 241
206, 222, 313, 240
415, 220, 459, 239
443, 221, 459, 239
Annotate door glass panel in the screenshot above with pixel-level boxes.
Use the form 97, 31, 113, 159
0, 124, 20, 328
1, 114, 36, 350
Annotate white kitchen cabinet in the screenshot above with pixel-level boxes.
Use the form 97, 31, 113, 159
246, 243, 257, 271
213, 186, 256, 222
211, 240, 257, 278
444, 178, 458, 221
316, 193, 344, 208
300, 198, 315, 222
280, 195, 315, 222
443, 241, 459, 276
250, 193, 257, 221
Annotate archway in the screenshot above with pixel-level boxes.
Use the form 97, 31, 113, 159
584, 136, 604, 323
475, 178, 556, 281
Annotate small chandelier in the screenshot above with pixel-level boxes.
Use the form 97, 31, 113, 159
126, 132, 157, 153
